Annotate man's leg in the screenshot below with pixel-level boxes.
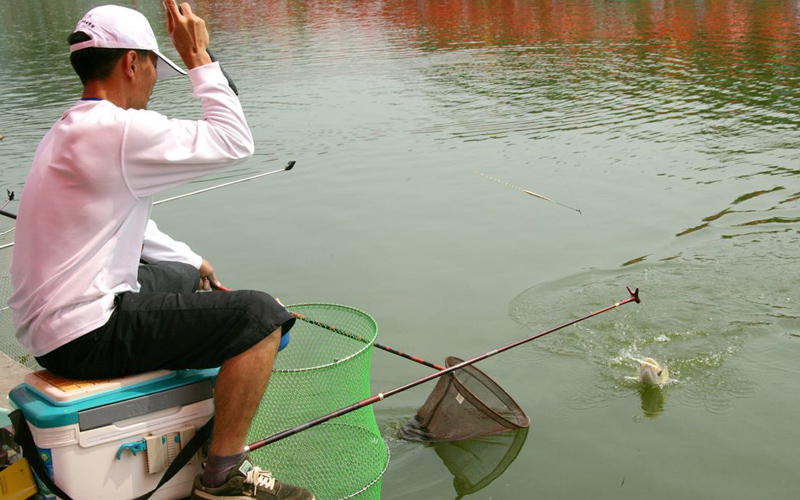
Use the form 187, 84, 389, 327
209, 326, 281, 457
196, 327, 281, 489
137, 262, 280, 456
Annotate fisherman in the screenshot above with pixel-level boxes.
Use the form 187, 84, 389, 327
8, 2, 313, 500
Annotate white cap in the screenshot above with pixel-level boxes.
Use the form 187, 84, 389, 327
69, 5, 186, 80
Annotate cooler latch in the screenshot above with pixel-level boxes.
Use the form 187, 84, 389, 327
144, 425, 202, 474
114, 425, 203, 474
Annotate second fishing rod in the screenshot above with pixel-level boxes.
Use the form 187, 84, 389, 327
212, 283, 445, 371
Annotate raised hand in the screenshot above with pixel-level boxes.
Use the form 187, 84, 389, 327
163, 0, 213, 70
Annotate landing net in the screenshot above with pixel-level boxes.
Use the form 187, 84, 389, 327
399, 356, 529, 442
247, 303, 389, 500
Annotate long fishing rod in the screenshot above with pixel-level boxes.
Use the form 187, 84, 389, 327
0, 162, 296, 248
154, 161, 295, 206
474, 169, 582, 215
245, 286, 641, 452
213, 283, 445, 371
0, 205, 16, 248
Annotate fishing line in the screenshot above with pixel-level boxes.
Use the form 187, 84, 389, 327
245, 287, 641, 451
473, 167, 606, 268
473, 169, 582, 215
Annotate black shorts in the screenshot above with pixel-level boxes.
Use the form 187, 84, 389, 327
36, 261, 295, 379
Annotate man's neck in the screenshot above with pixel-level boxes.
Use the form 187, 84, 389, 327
82, 80, 129, 109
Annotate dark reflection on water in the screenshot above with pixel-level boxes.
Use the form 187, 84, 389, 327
638, 386, 666, 419
433, 427, 529, 499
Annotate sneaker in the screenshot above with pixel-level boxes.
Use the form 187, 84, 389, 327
191, 457, 315, 500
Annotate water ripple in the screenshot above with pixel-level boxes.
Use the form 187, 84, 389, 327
508, 236, 799, 415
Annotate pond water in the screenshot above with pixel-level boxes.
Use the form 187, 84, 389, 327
1, 1, 799, 499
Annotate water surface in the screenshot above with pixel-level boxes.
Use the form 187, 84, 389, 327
1, 1, 799, 499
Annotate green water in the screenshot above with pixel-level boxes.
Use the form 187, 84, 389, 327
1, 0, 799, 498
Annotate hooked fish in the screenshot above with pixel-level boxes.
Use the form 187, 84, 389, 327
625, 357, 670, 386
637, 357, 669, 386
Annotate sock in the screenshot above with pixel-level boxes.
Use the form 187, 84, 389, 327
201, 452, 247, 488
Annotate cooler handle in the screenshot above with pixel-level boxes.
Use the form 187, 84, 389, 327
116, 439, 147, 460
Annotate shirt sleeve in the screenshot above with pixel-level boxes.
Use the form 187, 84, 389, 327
141, 219, 203, 268
122, 62, 255, 199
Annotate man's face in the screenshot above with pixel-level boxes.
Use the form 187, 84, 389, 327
131, 51, 158, 110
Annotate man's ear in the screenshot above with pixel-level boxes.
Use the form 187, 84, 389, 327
121, 50, 139, 80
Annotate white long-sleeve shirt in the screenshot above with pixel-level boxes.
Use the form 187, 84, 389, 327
9, 62, 254, 356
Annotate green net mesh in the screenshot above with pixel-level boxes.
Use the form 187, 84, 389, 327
246, 303, 389, 500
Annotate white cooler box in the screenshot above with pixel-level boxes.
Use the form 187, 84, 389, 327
9, 368, 218, 500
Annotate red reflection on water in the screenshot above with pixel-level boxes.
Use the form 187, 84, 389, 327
190, 0, 800, 51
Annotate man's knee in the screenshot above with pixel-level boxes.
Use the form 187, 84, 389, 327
237, 290, 291, 348
239, 291, 281, 323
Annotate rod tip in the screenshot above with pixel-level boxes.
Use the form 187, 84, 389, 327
626, 286, 641, 303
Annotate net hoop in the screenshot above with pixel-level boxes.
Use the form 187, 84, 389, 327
277, 303, 378, 373
446, 356, 530, 431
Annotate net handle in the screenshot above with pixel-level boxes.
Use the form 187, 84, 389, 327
246, 287, 641, 452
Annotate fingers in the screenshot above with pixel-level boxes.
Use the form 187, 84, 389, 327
163, 0, 195, 19
164, 0, 181, 16
199, 275, 219, 291
198, 259, 221, 291
164, 1, 199, 25
180, 2, 194, 17
162, 0, 211, 69
206, 270, 220, 288
163, 0, 178, 34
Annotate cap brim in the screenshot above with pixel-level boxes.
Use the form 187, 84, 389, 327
154, 50, 187, 79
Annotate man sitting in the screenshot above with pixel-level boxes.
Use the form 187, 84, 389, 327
8, 2, 313, 499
